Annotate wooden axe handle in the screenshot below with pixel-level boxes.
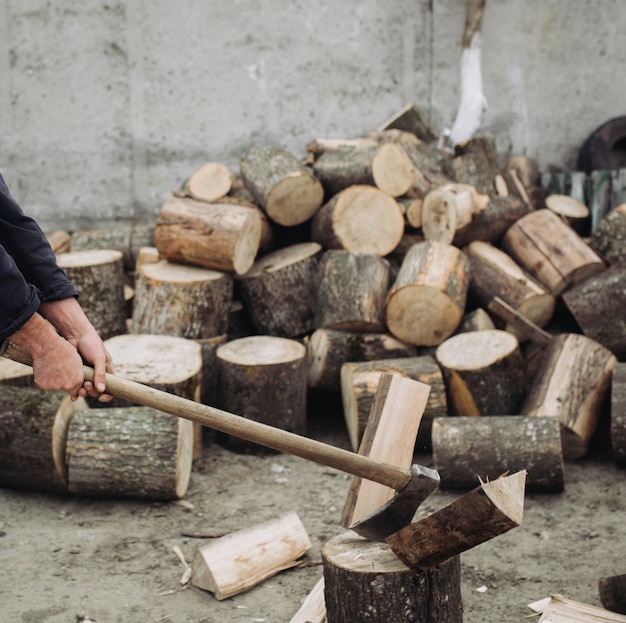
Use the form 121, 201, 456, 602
1, 341, 412, 491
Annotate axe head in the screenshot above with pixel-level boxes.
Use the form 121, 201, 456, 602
349, 464, 440, 542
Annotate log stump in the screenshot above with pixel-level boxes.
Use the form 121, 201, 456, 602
239, 145, 324, 226
0, 387, 87, 494
521, 333, 617, 459
311, 185, 404, 256
432, 415, 564, 492
132, 259, 233, 339
501, 208, 606, 295
236, 242, 322, 338
435, 330, 527, 417
215, 336, 308, 454
610, 363, 626, 464
56, 249, 127, 340
322, 532, 462, 623
66, 406, 193, 500
384, 240, 470, 346
589, 203, 626, 265
599, 574, 626, 615
314, 250, 391, 332
155, 194, 262, 275
70, 226, 133, 270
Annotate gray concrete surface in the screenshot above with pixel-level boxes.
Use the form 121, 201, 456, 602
0, 0, 624, 229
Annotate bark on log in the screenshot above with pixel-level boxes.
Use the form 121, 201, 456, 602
561, 263, 626, 360
183, 161, 233, 202
385, 240, 470, 346
322, 532, 462, 623
465, 240, 555, 341
56, 249, 127, 340
340, 356, 447, 452
132, 260, 233, 339
432, 415, 564, 492
452, 135, 502, 195
191, 512, 311, 600
216, 336, 308, 454
589, 204, 626, 265
521, 333, 617, 460
236, 242, 322, 338
66, 406, 193, 500
501, 208, 606, 295
397, 139, 454, 199
611, 363, 626, 464
239, 145, 324, 226
377, 102, 439, 143
306, 328, 417, 391
155, 194, 262, 275
311, 185, 404, 256
599, 574, 626, 615
435, 329, 527, 416
314, 250, 391, 332
0, 388, 87, 494
545, 194, 591, 235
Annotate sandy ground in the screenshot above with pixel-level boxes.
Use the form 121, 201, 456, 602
1, 392, 625, 623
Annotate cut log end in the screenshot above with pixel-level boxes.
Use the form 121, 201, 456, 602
266, 173, 324, 227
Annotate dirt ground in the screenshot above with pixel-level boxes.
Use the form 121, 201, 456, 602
1, 391, 625, 623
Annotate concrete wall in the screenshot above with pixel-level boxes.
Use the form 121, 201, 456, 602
0, 0, 624, 230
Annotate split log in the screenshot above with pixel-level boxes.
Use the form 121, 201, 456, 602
290, 577, 326, 623
452, 135, 501, 195
545, 193, 590, 235
435, 329, 527, 416
322, 532, 462, 623
465, 240, 555, 341
66, 406, 193, 500
529, 594, 626, 622
610, 363, 626, 464
45, 230, 71, 254
56, 249, 127, 340
432, 415, 564, 492
155, 194, 262, 275
589, 204, 626, 266
311, 185, 404, 256
340, 356, 447, 452
340, 373, 432, 530
378, 102, 439, 143
0, 388, 87, 494
314, 250, 390, 332
387, 470, 526, 572
384, 240, 470, 346
487, 296, 553, 347
183, 161, 233, 202
192, 511, 311, 600
521, 333, 617, 460
132, 260, 233, 339
236, 242, 322, 338
599, 574, 626, 615
561, 262, 626, 359
456, 307, 496, 334
215, 336, 308, 453
239, 145, 324, 226
306, 328, 417, 391
501, 208, 606, 295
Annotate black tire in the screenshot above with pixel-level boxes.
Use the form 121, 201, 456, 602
577, 116, 626, 173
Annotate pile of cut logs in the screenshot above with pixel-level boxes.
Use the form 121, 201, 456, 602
1, 102, 625, 621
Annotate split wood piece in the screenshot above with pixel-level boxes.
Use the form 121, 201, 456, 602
0, 388, 86, 494
456, 307, 496, 334
387, 470, 526, 572
239, 145, 324, 226
0, 357, 34, 387
561, 262, 626, 360
102, 333, 203, 458
487, 296, 553, 347
340, 373, 433, 532
500, 167, 535, 211
132, 260, 233, 339
452, 135, 501, 195
528, 594, 626, 623
340, 356, 447, 452
545, 193, 590, 235
507, 156, 540, 191
45, 230, 71, 254
432, 415, 564, 492
314, 250, 390, 332
191, 511, 311, 601
311, 185, 404, 256
215, 336, 308, 454
289, 577, 326, 623
56, 249, 127, 340
521, 333, 617, 460
435, 329, 527, 416
501, 208, 606, 295
611, 363, 626, 465
385, 240, 470, 346
599, 574, 626, 615
377, 101, 439, 143
236, 242, 322, 338
590, 204, 626, 265
323, 532, 462, 623
306, 328, 417, 391
465, 240, 555, 341
183, 162, 233, 202
135, 245, 161, 268
66, 406, 193, 500
155, 194, 262, 275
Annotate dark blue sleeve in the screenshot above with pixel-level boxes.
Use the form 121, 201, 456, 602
0, 173, 78, 341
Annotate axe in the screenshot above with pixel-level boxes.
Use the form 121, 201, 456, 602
1, 341, 439, 541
